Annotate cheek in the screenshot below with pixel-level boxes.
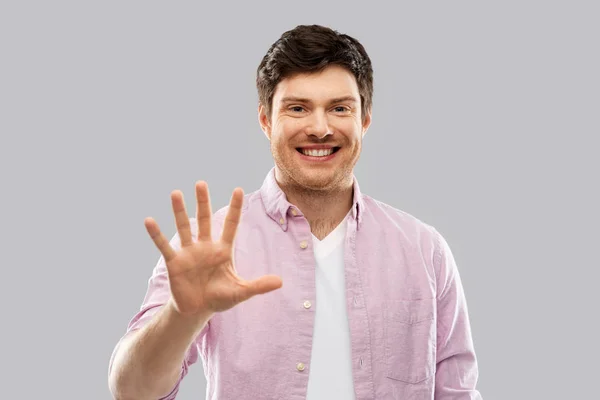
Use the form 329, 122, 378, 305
335, 119, 362, 136
273, 121, 300, 144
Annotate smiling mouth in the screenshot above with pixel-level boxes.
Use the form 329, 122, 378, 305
296, 147, 341, 157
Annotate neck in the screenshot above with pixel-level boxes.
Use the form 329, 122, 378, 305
275, 170, 354, 240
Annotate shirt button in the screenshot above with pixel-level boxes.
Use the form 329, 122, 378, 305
291, 209, 298, 216
279, 217, 285, 225
296, 362, 305, 371
299, 240, 308, 249
303, 300, 311, 309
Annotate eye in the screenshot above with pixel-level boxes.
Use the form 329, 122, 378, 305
333, 106, 350, 113
290, 106, 305, 113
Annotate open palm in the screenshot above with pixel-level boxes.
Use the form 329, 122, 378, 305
144, 182, 283, 316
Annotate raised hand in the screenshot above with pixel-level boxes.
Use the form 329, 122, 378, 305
144, 182, 283, 316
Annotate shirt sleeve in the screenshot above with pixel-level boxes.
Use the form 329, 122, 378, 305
109, 215, 221, 400
433, 228, 483, 399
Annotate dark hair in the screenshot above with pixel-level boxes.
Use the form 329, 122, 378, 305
256, 25, 374, 123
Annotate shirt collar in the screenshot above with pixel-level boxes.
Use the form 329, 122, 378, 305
259, 167, 365, 231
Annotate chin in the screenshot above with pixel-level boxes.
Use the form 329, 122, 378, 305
295, 170, 340, 190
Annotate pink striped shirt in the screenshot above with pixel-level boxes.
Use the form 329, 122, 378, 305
110, 168, 483, 399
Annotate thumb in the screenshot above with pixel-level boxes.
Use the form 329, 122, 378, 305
237, 275, 283, 302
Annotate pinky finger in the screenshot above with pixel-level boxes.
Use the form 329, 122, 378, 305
144, 217, 177, 262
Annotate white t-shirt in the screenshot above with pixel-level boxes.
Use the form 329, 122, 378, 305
306, 216, 356, 400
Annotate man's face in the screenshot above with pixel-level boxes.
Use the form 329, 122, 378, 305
259, 64, 371, 191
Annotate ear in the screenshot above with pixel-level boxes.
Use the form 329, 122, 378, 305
258, 104, 272, 140
361, 108, 372, 138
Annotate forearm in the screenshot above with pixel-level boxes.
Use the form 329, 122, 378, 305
109, 299, 213, 400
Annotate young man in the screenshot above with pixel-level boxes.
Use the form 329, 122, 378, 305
108, 25, 483, 400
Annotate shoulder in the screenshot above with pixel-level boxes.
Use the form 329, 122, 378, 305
360, 194, 448, 266
361, 194, 439, 240
361, 194, 451, 286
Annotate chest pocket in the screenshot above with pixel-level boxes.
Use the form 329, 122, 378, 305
383, 298, 436, 384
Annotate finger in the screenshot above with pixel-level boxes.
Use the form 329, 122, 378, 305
238, 275, 283, 302
171, 190, 192, 246
195, 181, 212, 241
220, 188, 244, 245
144, 217, 177, 262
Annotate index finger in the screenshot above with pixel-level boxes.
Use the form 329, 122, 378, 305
220, 187, 244, 245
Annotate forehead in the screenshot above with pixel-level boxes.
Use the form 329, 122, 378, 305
273, 65, 360, 104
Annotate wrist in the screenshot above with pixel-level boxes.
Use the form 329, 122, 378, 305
165, 297, 214, 329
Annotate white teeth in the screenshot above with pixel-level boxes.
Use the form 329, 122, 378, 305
301, 148, 334, 157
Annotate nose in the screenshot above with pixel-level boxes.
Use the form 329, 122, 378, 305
305, 110, 332, 139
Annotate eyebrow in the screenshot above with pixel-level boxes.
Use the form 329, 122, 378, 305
279, 95, 358, 105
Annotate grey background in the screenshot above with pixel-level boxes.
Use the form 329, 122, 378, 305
1, 1, 598, 399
